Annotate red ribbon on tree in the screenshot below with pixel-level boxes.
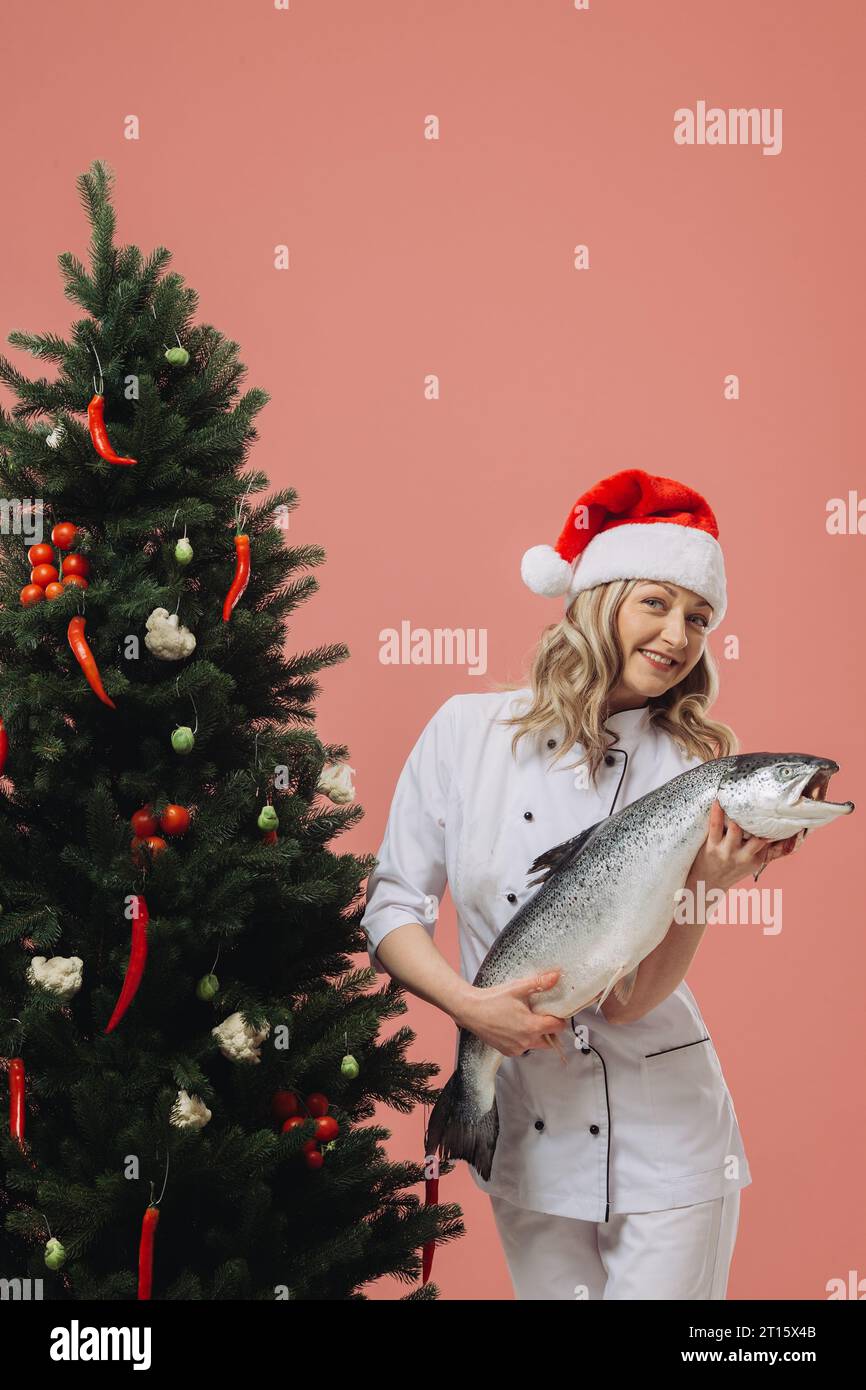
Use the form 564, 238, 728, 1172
421, 1151, 440, 1285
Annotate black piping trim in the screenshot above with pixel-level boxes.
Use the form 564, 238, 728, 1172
570, 1017, 611, 1223
644, 1035, 710, 1059
555, 733, 634, 1222
604, 744, 629, 816
556, 744, 625, 1225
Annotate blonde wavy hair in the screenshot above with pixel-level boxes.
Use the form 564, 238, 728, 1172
490, 578, 737, 788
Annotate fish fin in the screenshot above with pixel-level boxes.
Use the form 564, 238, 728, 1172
542, 1031, 570, 1064
612, 965, 640, 1005
593, 963, 631, 1013
425, 1066, 500, 1182
526, 819, 605, 887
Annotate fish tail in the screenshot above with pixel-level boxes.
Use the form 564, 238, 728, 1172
425, 1045, 500, 1182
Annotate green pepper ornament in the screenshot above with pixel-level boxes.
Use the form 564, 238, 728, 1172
257, 804, 278, 832
165, 346, 190, 366
196, 973, 220, 1001
175, 537, 193, 566
341, 1054, 359, 1079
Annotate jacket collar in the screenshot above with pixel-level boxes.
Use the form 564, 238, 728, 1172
603, 703, 654, 744
510, 690, 654, 749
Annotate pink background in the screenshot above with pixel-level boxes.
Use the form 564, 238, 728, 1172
2, 1, 863, 1299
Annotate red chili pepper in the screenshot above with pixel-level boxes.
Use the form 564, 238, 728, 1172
68, 615, 116, 710
9, 1058, 25, 1146
222, 533, 251, 622
262, 829, 278, 846
105, 895, 149, 1033
87, 393, 137, 466
0, 715, 8, 775
421, 1153, 440, 1285
137, 1203, 159, 1299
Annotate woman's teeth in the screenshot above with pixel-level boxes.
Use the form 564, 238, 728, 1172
638, 649, 675, 668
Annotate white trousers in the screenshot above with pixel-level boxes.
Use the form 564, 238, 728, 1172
489, 1190, 741, 1300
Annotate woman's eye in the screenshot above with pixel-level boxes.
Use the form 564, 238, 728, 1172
642, 597, 708, 628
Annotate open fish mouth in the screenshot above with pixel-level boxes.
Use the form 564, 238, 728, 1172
787, 763, 854, 822
801, 768, 831, 802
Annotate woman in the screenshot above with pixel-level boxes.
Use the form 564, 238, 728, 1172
360, 469, 803, 1300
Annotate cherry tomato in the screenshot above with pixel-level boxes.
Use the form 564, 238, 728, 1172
61, 575, 88, 590
31, 564, 59, 588
131, 806, 159, 838
20, 584, 45, 606
131, 836, 168, 867
304, 1149, 324, 1170
28, 543, 55, 566
281, 1116, 306, 1134
159, 804, 190, 836
305, 1093, 329, 1118
44, 583, 65, 600
51, 522, 78, 550
272, 1091, 300, 1122
314, 1116, 339, 1142
61, 554, 91, 578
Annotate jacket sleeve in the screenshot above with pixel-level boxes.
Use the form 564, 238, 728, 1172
360, 695, 457, 975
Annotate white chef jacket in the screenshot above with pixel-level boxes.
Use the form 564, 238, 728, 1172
360, 688, 752, 1222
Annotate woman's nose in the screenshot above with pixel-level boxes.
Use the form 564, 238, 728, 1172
661, 618, 688, 647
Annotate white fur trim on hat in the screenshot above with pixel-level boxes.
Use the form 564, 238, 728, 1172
520, 544, 574, 597
566, 522, 727, 630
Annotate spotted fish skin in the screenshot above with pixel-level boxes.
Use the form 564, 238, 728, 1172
426, 751, 853, 1180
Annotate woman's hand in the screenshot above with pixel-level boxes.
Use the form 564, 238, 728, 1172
689, 799, 806, 894
455, 969, 569, 1058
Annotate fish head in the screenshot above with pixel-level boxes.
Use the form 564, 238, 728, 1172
716, 754, 855, 840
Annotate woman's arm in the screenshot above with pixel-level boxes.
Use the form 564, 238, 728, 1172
601, 801, 805, 1025
374, 921, 476, 1023
375, 921, 571, 1055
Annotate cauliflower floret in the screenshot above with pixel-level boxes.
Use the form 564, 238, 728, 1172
211, 1011, 270, 1063
170, 1089, 212, 1130
27, 955, 83, 1001
144, 608, 196, 660
317, 761, 356, 804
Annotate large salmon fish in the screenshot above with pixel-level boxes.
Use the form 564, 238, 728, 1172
425, 752, 854, 1180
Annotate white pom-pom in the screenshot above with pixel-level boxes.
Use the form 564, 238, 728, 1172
520, 544, 573, 597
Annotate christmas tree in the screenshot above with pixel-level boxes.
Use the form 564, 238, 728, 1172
0, 158, 462, 1300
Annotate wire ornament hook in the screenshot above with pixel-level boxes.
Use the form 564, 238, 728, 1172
148, 1148, 170, 1209
150, 303, 183, 352
175, 676, 199, 734
234, 476, 255, 536
89, 341, 105, 397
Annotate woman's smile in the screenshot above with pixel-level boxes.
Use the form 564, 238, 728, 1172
636, 647, 681, 671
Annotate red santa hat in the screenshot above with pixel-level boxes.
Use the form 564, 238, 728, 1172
520, 468, 727, 631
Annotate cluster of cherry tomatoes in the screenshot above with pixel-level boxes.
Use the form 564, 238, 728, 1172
20, 522, 89, 607
130, 801, 191, 867
271, 1090, 339, 1170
